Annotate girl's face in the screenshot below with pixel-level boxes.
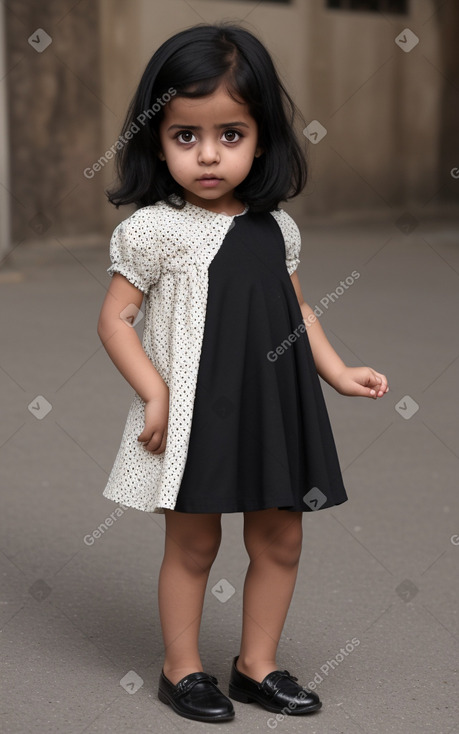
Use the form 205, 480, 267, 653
158, 84, 262, 215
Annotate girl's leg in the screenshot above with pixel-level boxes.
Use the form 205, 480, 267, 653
237, 508, 303, 682
158, 509, 222, 685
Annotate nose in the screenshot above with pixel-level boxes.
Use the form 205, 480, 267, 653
198, 139, 220, 165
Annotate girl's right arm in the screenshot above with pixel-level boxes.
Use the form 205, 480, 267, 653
97, 272, 169, 454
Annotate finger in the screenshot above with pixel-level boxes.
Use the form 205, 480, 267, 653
156, 432, 167, 454
137, 428, 151, 442
145, 432, 163, 452
373, 374, 389, 396
373, 372, 388, 388
148, 428, 169, 453
159, 427, 168, 450
138, 424, 160, 443
365, 372, 381, 391
147, 436, 161, 453
354, 383, 378, 398
138, 428, 157, 447
371, 383, 389, 398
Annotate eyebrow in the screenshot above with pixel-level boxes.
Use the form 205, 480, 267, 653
167, 122, 250, 132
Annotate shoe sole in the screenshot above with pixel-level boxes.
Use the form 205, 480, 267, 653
158, 688, 235, 722
228, 685, 322, 714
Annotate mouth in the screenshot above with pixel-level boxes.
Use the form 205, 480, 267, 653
197, 175, 223, 188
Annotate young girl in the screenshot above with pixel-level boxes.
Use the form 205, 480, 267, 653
97, 23, 389, 724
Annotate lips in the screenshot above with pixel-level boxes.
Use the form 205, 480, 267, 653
197, 175, 223, 188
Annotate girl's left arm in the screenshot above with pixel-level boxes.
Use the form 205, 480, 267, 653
290, 272, 389, 400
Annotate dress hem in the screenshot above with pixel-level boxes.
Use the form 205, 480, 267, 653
172, 497, 349, 514
102, 492, 349, 515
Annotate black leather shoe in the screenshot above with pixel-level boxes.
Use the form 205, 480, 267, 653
158, 670, 235, 722
228, 656, 322, 714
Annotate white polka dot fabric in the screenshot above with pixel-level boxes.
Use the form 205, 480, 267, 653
102, 197, 301, 513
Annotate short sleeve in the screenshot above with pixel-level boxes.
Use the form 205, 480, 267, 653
107, 209, 160, 295
270, 209, 301, 276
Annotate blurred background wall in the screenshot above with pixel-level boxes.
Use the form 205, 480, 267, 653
1, 0, 458, 259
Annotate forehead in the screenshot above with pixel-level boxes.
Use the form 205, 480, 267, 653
162, 85, 254, 125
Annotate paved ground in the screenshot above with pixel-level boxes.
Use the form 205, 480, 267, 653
1, 210, 458, 734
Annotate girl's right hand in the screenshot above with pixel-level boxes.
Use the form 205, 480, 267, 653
137, 389, 169, 454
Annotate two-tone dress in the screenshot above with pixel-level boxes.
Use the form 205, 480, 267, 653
102, 198, 348, 514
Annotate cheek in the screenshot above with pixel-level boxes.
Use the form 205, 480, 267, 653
238, 147, 258, 171
168, 150, 187, 169
162, 148, 191, 179
160, 141, 178, 166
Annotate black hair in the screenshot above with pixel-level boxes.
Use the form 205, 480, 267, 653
106, 23, 308, 213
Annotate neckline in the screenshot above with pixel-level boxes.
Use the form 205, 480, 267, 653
167, 194, 249, 218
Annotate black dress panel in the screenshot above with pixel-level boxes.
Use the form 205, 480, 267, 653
174, 211, 348, 513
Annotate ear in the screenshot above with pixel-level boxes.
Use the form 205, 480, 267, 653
254, 145, 263, 158
158, 150, 166, 161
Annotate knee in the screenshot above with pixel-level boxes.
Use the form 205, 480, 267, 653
173, 528, 222, 574
246, 522, 303, 568
266, 530, 303, 567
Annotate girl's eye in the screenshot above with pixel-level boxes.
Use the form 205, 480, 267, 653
175, 129, 241, 144
222, 130, 241, 143
177, 131, 196, 144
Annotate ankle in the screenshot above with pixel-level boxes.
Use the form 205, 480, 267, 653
236, 655, 278, 683
163, 663, 204, 686
237, 654, 277, 668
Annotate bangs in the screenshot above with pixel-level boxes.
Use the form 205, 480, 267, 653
159, 40, 257, 112
174, 72, 250, 110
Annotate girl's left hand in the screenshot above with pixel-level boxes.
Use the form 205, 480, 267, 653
334, 366, 389, 399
